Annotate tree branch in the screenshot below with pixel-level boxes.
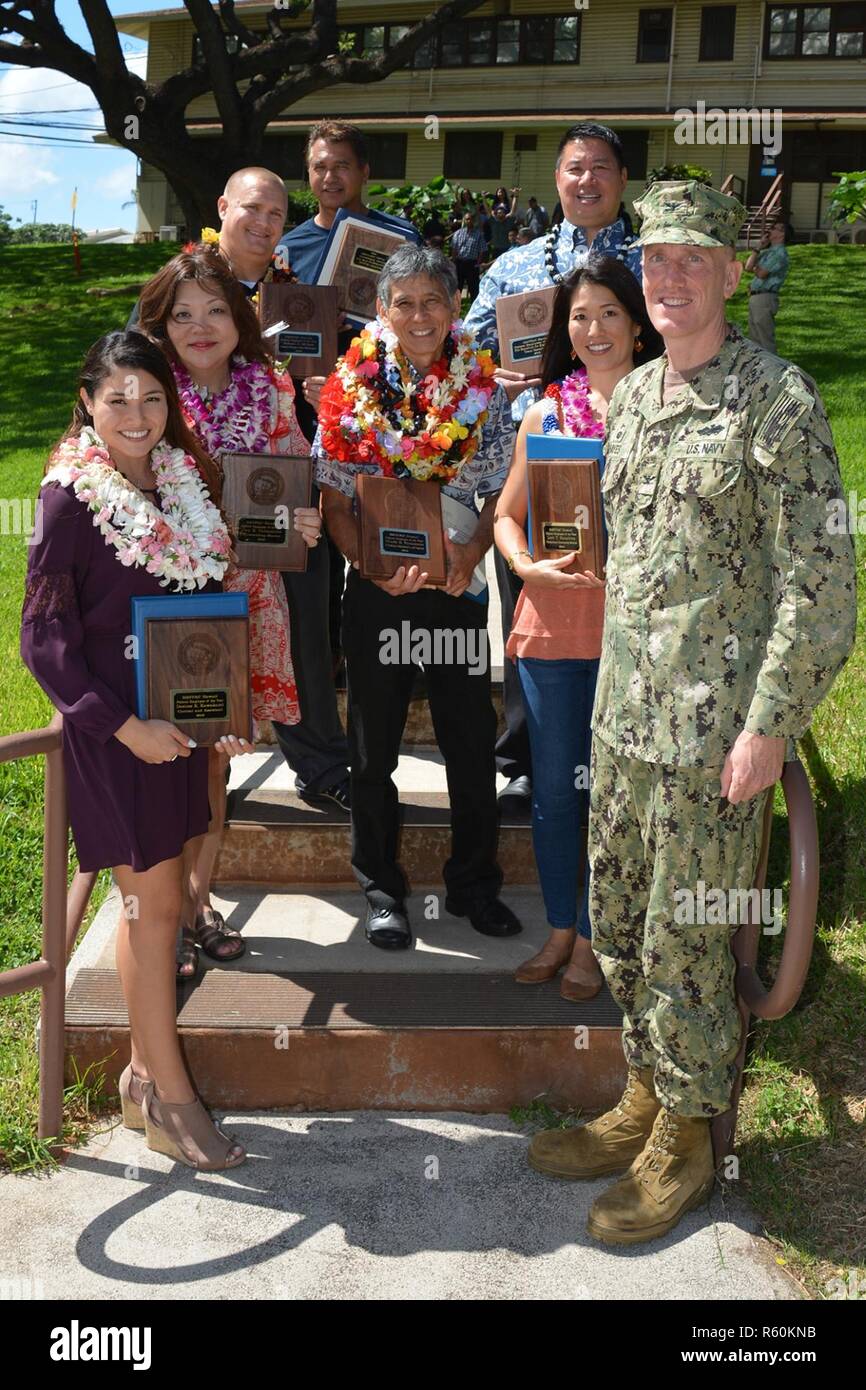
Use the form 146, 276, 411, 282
182, 0, 244, 151
218, 0, 261, 50
78, 0, 127, 82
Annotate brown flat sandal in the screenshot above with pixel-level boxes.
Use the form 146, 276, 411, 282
560, 960, 604, 1001
176, 923, 199, 982
514, 935, 574, 984
142, 1088, 246, 1171
194, 907, 246, 963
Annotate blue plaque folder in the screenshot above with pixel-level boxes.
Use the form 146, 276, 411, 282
131, 591, 252, 745
525, 435, 606, 574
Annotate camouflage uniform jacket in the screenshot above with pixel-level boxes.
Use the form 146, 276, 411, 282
592, 325, 857, 767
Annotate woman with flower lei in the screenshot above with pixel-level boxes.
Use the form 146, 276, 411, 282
316, 244, 523, 952
494, 259, 662, 999
138, 244, 321, 978
21, 331, 252, 1171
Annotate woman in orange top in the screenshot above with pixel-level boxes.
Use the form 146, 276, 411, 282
494, 258, 661, 998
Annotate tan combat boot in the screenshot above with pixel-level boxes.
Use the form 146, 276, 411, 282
586, 1107, 715, 1245
528, 1065, 659, 1180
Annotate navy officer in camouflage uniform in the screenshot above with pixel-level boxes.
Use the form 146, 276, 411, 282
528, 181, 857, 1245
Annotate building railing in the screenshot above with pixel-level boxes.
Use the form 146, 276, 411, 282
711, 760, 818, 1164
0, 715, 96, 1147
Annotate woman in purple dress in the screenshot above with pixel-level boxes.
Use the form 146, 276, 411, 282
20, 331, 252, 1171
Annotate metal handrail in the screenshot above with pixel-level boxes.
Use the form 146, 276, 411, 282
0, 714, 96, 1145
712, 759, 819, 1163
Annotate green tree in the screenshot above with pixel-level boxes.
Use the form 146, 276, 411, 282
828, 171, 866, 226
645, 163, 714, 188
0, 205, 17, 246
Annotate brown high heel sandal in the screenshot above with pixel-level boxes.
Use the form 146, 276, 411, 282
142, 1087, 246, 1171
118, 1063, 152, 1130
514, 933, 574, 984
560, 937, 604, 1001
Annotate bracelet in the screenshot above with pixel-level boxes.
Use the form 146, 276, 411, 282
507, 549, 532, 573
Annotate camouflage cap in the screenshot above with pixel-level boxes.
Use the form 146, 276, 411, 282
633, 180, 746, 249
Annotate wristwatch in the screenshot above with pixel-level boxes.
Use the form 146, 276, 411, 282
507, 549, 532, 573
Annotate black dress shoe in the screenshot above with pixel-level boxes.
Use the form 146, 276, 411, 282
298, 780, 351, 812
497, 775, 532, 814
365, 905, 412, 950
445, 897, 522, 937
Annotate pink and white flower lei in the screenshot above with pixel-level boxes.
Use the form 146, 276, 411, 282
558, 369, 604, 439
42, 426, 232, 591
173, 356, 274, 456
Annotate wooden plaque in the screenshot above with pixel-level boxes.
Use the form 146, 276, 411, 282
356, 474, 447, 585
528, 458, 605, 576
316, 214, 411, 327
495, 285, 558, 375
221, 451, 313, 571
257, 282, 338, 378
145, 615, 252, 746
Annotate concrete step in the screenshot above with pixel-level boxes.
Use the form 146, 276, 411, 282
65, 885, 623, 1113
217, 748, 543, 887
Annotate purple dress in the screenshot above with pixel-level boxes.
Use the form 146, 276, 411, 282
20, 481, 216, 873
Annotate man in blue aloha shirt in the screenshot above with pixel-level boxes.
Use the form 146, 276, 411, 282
464, 121, 643, 811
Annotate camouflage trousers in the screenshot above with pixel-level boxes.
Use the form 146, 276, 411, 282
588, 740, 769, 1117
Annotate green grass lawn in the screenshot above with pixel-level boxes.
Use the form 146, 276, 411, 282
1, 243, 864, 1297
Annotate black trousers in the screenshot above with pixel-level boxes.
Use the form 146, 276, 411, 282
454, 258, 480, 299
342, 569, 502, 912
270, 487, 350, 793
493, 545, 532, 782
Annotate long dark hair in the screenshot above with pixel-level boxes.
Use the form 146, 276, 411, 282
137, 243, 269, 367
539, 257, 663, 388
54, 331, 223, 504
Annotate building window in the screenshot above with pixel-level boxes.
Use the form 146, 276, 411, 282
366, 133, 407, 181
553, 16, 581, 62
618, 129, 649, 181
496, 19, 521, 63
523, 17, 552, 63
467, 21, 495, 65
789, 128, 866, 178
699, 6, 737, 59
765, 3, 865, 57
335, 15, 581, 70
192, 32, 242, 63
264, 134, 307, 182
443, 131, 503, 181
637, 8, 673, 62
439, 21, 465, 66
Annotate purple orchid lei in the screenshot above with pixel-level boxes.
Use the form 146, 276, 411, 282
173, 355, 275, 456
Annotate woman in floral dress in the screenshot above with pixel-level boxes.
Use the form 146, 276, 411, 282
138, 244, 321, 977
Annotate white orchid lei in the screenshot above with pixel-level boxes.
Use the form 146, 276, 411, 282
42, 426, 232, 591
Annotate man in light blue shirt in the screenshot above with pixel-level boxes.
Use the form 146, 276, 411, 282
746, 219, 790, 354
464, 121, 643, 810
465, 122, 643, 424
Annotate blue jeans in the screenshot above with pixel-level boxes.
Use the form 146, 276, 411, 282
516, 656, 599, 938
